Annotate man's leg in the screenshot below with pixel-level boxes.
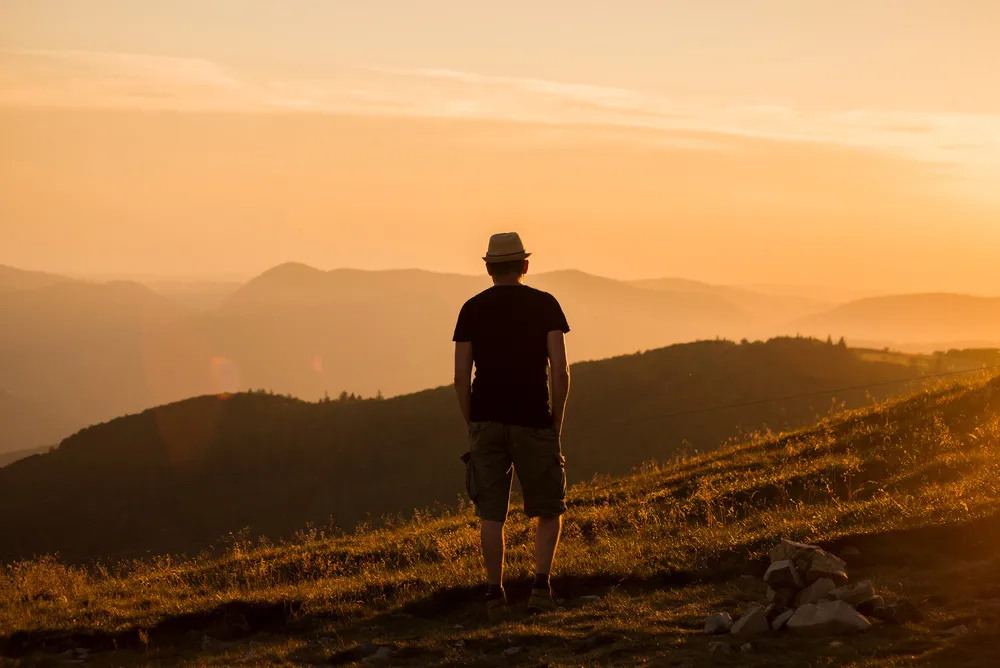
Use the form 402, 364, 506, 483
534, 515, 562, 578
481, 519, 506, 585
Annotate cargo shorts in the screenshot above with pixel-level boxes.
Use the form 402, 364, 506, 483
461, 421, 567, 522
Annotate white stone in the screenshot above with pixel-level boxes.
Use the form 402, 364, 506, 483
770, 539, 819, 564
772, 609, 795, 631
797, 578, 836, 606
704, 612, 734, 635
831, 580, 875, 605
787, 600, 872, 636
764, 560, 804, 589
806, 551, 849, 585
731, 604, 770, 639
740, 642, 753, 653
708, 641, 731, 655
503, 647, 521, 656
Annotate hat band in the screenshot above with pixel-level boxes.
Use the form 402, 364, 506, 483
485, 250, 527, 259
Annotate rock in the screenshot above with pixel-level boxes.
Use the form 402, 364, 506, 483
731, 604, 770, 639
943, 625, 969, 636
829, 641, 844, 648
708, 641, 731, 655
873, 599, 921, 625
363, 646, 393, 663
454, 639, 466, 648
503, 647, 521, 656
770, 539, 819, 563
740, 642, 753, 653
704, 612, 734, 635
772, 609, 795, 631
831, 580, 876, 605
764, 560, 803, 589
763, 604, 786, 621
840, 547, 861, 561
579, 595, 601, 601
856, 596, 885, 617
767, 587, 796, 608
797, 578, 836, 606
787, 600, 872, 636
806, 551, 849, 585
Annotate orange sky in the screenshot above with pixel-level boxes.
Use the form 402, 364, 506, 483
1, 1, 999, 293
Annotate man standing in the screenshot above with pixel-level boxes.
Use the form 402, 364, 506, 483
453, 232, 571, 617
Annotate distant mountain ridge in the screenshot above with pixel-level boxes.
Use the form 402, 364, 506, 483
3, 262, 998, 460
795, 293, 1000, 347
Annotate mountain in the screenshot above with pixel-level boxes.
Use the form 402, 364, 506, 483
794, 293, 1000, 348
143, 279, 242, 311
206, 264, 753, 402
0, 391, 81, 455
4, 374, 999, 666
631, 276, 829, 324
0, 263, 765, 444
0, 337, 979, 563
0, 280, 208, 432
0, 265, 72, 292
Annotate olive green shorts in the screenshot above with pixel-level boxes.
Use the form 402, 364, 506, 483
462, 421, 567, 522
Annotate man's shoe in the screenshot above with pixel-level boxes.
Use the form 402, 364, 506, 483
527, 588, 557, 613
486, 592, 509, 621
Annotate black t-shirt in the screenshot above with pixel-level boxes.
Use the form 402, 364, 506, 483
453, 285, 570, 428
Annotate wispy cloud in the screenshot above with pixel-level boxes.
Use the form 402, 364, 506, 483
2, 49, 998, 191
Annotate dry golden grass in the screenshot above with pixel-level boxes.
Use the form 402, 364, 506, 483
3, 374, 1000, 666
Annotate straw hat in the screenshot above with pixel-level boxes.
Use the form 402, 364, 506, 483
483, 232, 532, 263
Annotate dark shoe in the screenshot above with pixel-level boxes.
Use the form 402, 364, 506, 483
486, 591, 509, 621
527, 588, 557, 613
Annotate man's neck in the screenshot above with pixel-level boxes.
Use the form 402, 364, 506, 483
492, 276, 524, 287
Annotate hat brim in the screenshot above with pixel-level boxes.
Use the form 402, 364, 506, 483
482, 252, 531, 263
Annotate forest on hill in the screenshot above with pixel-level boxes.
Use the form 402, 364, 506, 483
0, 337, 986, 564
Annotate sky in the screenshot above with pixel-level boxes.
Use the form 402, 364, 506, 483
1, 1, 999, 293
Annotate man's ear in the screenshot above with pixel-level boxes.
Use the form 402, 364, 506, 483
522, 259, 530, 276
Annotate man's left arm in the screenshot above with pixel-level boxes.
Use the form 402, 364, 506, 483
454, 341, 474, 425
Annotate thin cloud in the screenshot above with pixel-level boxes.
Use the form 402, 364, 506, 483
1, 49, 997, 190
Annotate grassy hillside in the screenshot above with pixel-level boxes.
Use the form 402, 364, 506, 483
0, 338, 986, 565
2, 374, 999, 666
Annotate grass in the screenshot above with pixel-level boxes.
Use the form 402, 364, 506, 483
3, 374, 1000, 666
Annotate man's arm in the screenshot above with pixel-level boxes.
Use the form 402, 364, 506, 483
454, 341, 474, 425
547, 330, 570, 435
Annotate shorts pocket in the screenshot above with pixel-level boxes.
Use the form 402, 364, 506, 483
552, 453, 567, 499
461, 451, 479, 502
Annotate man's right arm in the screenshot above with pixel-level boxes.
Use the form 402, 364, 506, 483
547, 330, 570, 435
454, 341, 474, 425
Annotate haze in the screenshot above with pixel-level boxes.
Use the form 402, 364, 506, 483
1, 1, 999, 294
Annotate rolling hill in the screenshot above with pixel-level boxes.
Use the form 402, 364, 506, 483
795, 293, 1000, 349
0, 265, 72, 292
0, 337, 982, 563
0, 263, 787, 451
631, 276, 830, 324
3, 373, 999, 666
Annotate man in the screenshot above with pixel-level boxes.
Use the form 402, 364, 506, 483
453, 232, 571, 617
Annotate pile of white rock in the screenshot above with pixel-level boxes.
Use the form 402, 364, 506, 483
705, 539, 920, 640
